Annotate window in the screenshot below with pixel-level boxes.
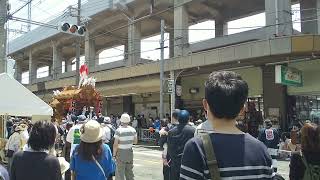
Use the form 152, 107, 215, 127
72, 56, 85, 71
99, 45, 124, 64
189, 20, 215, 44
37, 66, 49, 78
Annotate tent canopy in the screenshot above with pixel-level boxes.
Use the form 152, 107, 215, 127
0, 73, 53, 116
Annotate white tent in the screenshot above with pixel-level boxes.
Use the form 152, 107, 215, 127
0, 73, 53, 116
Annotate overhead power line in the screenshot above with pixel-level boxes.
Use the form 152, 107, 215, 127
11, 0, 33, 16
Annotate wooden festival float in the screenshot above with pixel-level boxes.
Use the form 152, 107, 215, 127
50, 65, 102, 123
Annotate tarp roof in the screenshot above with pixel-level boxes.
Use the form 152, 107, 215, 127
0, 73, 53, 116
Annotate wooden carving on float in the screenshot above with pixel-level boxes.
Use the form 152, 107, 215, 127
50, 65, 102, 123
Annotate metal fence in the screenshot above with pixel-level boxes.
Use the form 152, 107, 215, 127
137, 128, 156, 142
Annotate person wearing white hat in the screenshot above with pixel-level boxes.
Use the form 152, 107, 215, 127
70, 120, 115, 180
5, 125, 22, 171
113, 113, 137, 180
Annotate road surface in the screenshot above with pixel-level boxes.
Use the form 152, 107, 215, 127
132, 145, 290, 180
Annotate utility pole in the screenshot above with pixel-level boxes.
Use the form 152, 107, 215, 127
0, 0, 8, 73
159, 19, 165, 119
27, 0, 31, 31
75, 0, 81, 86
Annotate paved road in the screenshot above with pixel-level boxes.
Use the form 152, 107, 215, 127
133, 145, 163, 180
132, 145, 291, 180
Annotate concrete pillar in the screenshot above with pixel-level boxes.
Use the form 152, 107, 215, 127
48, 65, 52, 76
14, 60, 22, 82
28, 50, 37, 84
262, 65, 288, 130
85, 33, 97, 72
215, 18, 228, 37
124, 41, 129, 62
265, 0, 292, 37
174, 5, 189, 57
169, 31, 174, 58
123, 96, 134, 115
300, 0, 320, 34
52, 43, 62, 79
127, 21, 141, 66
66, 60, 73, 72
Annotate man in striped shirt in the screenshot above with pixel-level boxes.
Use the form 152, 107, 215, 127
180, 71, 274, 180
113, 113, 138, 180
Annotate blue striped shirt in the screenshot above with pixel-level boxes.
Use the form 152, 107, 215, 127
180, 133, 274, 180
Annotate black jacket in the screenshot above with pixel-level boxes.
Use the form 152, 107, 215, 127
167, 124, 195, 164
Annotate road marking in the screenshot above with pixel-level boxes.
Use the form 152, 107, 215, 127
134, 158, 161, 164
134, 151, 162, 158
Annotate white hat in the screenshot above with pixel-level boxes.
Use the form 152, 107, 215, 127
80, 120, 103, 143
104, 117, 111, 124
120, 113, 130, 123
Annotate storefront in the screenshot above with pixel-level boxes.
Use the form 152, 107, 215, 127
287, 59, 320, 125
179, 67, 264, 123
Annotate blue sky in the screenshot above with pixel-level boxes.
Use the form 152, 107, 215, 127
7, 0, 301, 83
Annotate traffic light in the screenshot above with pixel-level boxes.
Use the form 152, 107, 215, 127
59, 23, 86, 36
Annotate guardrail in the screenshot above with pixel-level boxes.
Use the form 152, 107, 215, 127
138, 128, 156, 142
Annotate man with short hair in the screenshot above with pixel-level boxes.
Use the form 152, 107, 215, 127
258, 119, 280, 172
167, 110, 195, 180
160, 109, 180, 180
113, 113, 137, 180
180, 71, 274, 179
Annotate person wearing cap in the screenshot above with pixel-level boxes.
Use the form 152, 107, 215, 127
65, 115, 88, 180
258, 118, 280, 172
102, 117, 116, 153
167, 109, 195, 180
113, 113, 137, 180
5, 125, 22, 172
66, 115, 87, 159
70, 120, 115, 180
10, 121, 62, 180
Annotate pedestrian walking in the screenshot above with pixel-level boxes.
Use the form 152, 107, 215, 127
10, 121, 62, 180
180, 71, 274, 179
65, 115, 86, 180
160, 109, 180, 180
167, 110, 195, 180
113, 113, 138, 180
66, 115, 87, 158
70, 120, 115, 180
289, 122, 320, 180
5, 125, 22, 172
258, 118, 280, 172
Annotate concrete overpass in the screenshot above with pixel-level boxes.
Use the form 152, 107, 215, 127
7, 0, 320, 129
10, 0, 306, 84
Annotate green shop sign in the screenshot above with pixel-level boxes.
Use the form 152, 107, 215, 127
275, 65, 302, 87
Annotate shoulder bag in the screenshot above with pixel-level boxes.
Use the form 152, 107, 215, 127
200, 133, 221, 180
92, 155, 107, 180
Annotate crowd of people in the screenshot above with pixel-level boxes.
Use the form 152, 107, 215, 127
157, 71, 320, 180
1, 71, 320, 180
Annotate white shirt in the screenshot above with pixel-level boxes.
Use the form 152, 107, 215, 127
132, 120, 138, 129
5, 132, 21, 152
66, 124, 83, 157
194, 120, 214, 136
114, 126, 137, 149
102, 126, 111, 143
